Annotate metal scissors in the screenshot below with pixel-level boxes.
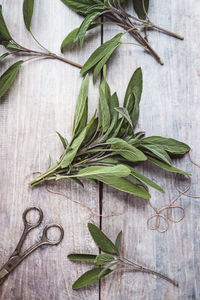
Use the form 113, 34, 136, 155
0, 206, 64, 286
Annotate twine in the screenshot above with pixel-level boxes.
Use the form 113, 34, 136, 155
147, 151, 200, 233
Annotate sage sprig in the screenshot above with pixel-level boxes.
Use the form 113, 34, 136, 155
60, 0, 184, 80
30, 66, 190, 201
68, 223, 178, 289
0, 2, 81, 101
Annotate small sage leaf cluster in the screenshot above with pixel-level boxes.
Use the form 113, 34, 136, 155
0, 1, 81, 101
30, 66, 190, 201
60, 0, 184, 81
68, 223, 178, 289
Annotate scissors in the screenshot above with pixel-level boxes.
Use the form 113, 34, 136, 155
0, 207, 64, 286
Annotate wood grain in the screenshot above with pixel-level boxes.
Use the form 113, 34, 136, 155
101, 1, 200, 299
0, 0, 199, 299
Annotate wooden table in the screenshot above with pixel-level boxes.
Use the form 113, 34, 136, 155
0, 1, 199, 299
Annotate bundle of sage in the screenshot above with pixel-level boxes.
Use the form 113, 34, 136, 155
0, 1, 81, 101
60, 0, 184, 81
68, 223, 178, 289
30, 66, 190, 201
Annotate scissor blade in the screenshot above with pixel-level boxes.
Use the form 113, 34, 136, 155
0, 268, 9, 285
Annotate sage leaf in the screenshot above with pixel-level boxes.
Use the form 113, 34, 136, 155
0, 60, 24, 99
68, 253, 97, 262
61, 0, 99, 16
0, 52, 10, 62
80, 33, 122, 74
141, 144, 172, 165
72, 267, 112, 289
131, 91, 140, 127
61, 23, 100, 52
124, 67, 142, 110
98, 261, 118, 278
60, 113, 95, 168
71, 177, 84, 187
88, 223, 118, 254
93, 43, 119, 83
115, 107, 133, 128
100, 92, 119, 142
56, 131, 68, 149
115, 231, 122, 256
76, 12, 101, 46
147, 156, 190, 175
141, 136, 190, 155
77, 164, 131, 178
95, 254, 115, 265
72, 74, 89, 138
130, 167, 164, 193
132, 0, 149, 20
107, 138, 147, 162
23, 0, 34, 31
0, 5, 12, 43
5, 43, 22, 51
93, 175, 151, 199
98, 80, 111, 132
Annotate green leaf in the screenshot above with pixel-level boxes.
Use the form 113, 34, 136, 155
130, 167, 164, 193
61, 28, 79, 52
71, 177, 84, 187
80, 33, 122, 74
115, 231, 122, 256
95, 254, 115, 265
100, 93, 119, 142
68, 253, 97, 262
60, 113, 95, 168
72, 267, 112, 289
83, 116, 98, 145
124, 67, 143, 110
107, 138, 147, 162
131, 91, 140, 127
88, 223, 118, 254
61, 0, 105, 16
93, 175, 151, 199
76, 12, 101, 46
56, 131, 68, 149
0, 60, 24, 100
0, 5, 12, 43
115, 107, 133, 128
141, 144, 172, 165
93, 43, 119, 83
0, 52, 10, 62
98, 77, 111, 132
132, 0, 149, 19
72, 74, 89, 137
147, 156, 190, 175
5, 43, 22, 51
61, 23, 100, 52
23, 0, 34, 31
77, 164, 131, 178
98, 261, 118, 278
141, 136, 190, 155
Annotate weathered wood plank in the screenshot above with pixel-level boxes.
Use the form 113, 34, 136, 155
0, 0, 101, 299
101, 0, 200, 299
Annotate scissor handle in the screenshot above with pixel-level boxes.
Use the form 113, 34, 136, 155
23, 206, 43, 230
41, 224, 64, 245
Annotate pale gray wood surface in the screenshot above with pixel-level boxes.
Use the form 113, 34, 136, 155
0, 0, 199, 299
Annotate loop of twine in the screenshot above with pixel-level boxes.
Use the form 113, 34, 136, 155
147, 151, 200, 233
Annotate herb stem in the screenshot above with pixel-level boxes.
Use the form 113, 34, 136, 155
120, 257, 178, 286
30, 30, 52, 53
11, 40, 82, 69
119, 9, 184, 40
150, 23, 184, 40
